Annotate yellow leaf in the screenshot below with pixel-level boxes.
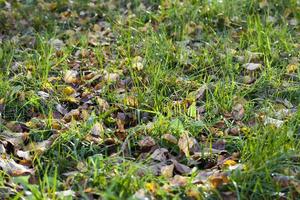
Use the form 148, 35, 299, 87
223, 159, 237, 167
63, 86, 75, 95
63, 96, 79, 103
286, 63, 298, 74
124, 96, 139, 107
209, 174, 229, 188
145, 182, 157, 193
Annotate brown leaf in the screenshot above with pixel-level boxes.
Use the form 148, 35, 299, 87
162, 134, 177, 144
172, 159, 191, 175
209, 173, 229, 188
0, 157, 34, 176
116, 112, 126, 132
138, 136, 156, 151
91, 122, 104, 137
195, 84, 207, 101
63, 109, 80, 122
178, 132, 200, 157
25, 134, 59, 154
150, 148, 169, 162
232, 104, 244, 120
170, 175, 189, 187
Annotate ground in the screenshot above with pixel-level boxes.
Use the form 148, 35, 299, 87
0, 0, 299, 199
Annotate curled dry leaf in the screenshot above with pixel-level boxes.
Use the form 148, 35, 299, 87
0, 143, 6, 153
195, 84, 207, 101
178, 132, 200, 157
138, 136, 156, 151
37, 91, 50, 99
162, 134, 177, 144
209, 173, 229, 188
0, 157, 34, 176
56, 104, 68, 115
64, 70, 78, 84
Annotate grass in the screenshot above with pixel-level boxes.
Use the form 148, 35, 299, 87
0, 0, 299, 199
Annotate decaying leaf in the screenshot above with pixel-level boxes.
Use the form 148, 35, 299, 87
223, 159, 237, 168
243, 63, 263, 71
162, 134, 178, 144
172, 159, 191, 175
170, 175, 189, 187
0, 157, 34, 176
132, 56, 144, 71
64, 70, 78, 84
232, 104, 244, 120
178, 132, 200, 157
63, 86, 76, 95
91, 122, 104, 137
286, 63, 298, 74
25, 134, 59, 154
209, 173, 229, 188
160, 164, 174, 178
264, 117, 284, 128
138, 136, 156, 151
150, 148, 169, 162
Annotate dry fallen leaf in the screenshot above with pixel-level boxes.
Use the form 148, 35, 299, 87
209, 173, 229, 188
172, 159, 191, 175
91, 122, 104, 137
160, 164, 174, 178
132, 56, 144, 71
63, 86, 76, 95
0, 157, 34, 176
264, 117, 284, 128
243, 63, 263, 71
138, 136, 156, 151
162, 134, 178, 144
232, 104, 244, 121
103, 72, 119, 82
64, 70, 78, 84
150, 148, 169, 162
223, 159, 237, 168
170, 175, 189, 187
178, 132, 200, 157
286, 63, 298, 74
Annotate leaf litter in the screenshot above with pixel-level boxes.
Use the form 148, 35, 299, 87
0, 0, 299, 199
